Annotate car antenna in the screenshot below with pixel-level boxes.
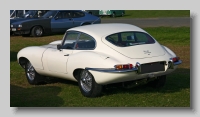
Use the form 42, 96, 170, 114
91, 15, 102, 24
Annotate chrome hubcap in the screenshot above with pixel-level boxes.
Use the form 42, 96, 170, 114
80, 70, 92, 92
26, 62, 35, 81
35, 28, 42, 36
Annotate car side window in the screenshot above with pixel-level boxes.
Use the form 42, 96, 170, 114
62, 32, 79, 49
55, 11, 71, 19
75, 33, 96, 50
71, 11, 85, 18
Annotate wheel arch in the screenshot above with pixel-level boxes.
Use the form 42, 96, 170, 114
18, 57, 29, 69
73, 68, 84, 81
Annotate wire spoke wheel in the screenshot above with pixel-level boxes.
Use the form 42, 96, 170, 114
80, 70, 93, 92
78, 69, 102, 97
25, 61, 44, 85
26, 62, 36, 81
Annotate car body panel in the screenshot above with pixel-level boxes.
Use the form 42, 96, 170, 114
102, 37, 166, 59
51, 18, 74, 32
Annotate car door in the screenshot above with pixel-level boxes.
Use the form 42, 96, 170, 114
51, 11, 74, 33
45, 31, 80, 73
70, 11, 86, 27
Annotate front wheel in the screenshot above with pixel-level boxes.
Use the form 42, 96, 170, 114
78, 70, 102, 97
25, 61, 44, 85
31, 26, 43, 37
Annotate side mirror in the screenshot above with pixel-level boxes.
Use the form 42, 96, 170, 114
57, 44, 62, 50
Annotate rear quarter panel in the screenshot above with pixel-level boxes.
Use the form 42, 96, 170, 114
66, 50, 120, 74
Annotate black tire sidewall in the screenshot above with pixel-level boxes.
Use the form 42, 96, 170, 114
25, 61, 43, 85
78, 70, 102, 97
31, 26, 43, 37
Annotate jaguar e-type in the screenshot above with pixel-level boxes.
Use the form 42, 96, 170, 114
17, 23, 182, 97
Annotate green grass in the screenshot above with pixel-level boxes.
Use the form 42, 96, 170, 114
102, 10, 190, 18
145, 27, 190, 45
10, 27, 190, 107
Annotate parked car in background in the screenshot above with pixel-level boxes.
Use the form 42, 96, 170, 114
85, 10, 125, 17
84, 10, 99, 16
10, 10, 29, 19
17, 23, 182, 97
99, 10, 125, 17
10, 10, 101, 37
10, 10, 49, 35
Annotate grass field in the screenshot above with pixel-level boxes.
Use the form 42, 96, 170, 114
10, 26, 190, 107
102, 10, 190, 18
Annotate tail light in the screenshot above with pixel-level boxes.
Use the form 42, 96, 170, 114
168, 57, 180, 69
115, 64, 133, 70
171, 57, 180, 62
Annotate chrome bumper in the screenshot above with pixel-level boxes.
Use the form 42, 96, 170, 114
85, 67, 138, 73
86, 60, 182, 73
174, 60, 182, 65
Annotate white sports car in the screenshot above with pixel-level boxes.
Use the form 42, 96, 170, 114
17, 23, 182, 97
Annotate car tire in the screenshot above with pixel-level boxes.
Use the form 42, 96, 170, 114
148, 75, 166, 88
25, 61, 44, 85
111, 13, 115, 18
78, 69, 102, 97
31, 26, 43, 37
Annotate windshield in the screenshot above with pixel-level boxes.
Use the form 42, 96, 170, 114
42, 11, 57, 18
106, 32, 155, 47
10, 10, 14, 15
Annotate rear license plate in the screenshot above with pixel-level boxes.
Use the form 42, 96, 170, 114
140, 61, 165, 74
12, 28, 16, 31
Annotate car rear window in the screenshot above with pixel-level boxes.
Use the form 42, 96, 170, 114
105, 32, 155, 47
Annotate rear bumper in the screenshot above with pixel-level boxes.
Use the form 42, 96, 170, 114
86, 60, 182, 73
86, 60, 182, 85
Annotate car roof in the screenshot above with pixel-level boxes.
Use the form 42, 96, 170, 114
68, 23, 147, 37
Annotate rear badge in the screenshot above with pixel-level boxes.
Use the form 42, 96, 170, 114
143, 50, 151, 55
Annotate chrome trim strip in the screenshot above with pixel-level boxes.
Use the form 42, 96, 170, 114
173, 60, 182, 65
85, 67, 138, 73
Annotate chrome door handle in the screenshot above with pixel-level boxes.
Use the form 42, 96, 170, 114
64, 54, 69, 56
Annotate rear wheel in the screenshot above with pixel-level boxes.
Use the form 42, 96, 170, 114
148, 75, 166, 88
31, 26, 43, 37
78, 70, 102, 97
25, 61, 44, 85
